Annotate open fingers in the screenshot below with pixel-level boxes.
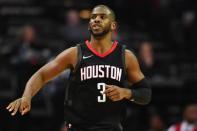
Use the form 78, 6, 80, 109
6, 98, 31, 116
6, 99, 21, 116
6, 102, 14, 110
11, 100, 21, 116
8, 101, 17, 112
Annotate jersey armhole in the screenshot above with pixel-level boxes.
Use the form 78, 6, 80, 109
122, 45, 127, 75
73, 44, 82, 73
64, 44, 82, 107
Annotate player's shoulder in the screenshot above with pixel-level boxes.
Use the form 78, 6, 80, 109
60, 46, 77, 56
62, 42, 87, 55
55, 46, 78, 63
125, 49, 137, 60
124, 48, 139, 69
62, 42, 85, 54
69, 46, 78, 52
117, 41, 136, 57
56, 46, 79, 69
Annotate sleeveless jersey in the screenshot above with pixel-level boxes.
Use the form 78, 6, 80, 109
64, 40, 128, 130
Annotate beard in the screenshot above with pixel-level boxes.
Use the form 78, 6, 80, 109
89, 25, 111, 37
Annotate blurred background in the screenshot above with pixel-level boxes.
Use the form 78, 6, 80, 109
0, 0, 197, 131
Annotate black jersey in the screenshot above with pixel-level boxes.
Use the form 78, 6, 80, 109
64, 40, 128, 130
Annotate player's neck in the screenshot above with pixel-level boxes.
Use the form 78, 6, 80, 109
90, 34, 113, 53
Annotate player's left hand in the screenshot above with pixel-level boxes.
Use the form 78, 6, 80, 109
104, 85, 132, 101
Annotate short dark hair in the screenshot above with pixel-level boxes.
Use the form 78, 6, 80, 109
93, 5, 116, 21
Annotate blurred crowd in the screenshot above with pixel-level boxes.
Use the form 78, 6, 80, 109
0, 0, 197, 131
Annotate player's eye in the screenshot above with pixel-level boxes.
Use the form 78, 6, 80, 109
91, 15, 97, 19
100, 15, 106, 19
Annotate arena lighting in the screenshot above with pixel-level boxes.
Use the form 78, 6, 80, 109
79, 9, 91, 19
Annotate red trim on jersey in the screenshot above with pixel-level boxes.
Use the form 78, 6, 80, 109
85, 40, 118, 58
175, 122, 197, 131
175, 123, 181, 131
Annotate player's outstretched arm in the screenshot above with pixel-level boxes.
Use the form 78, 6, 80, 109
6, 47, 77, 116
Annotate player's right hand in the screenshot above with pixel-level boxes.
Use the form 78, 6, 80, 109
6, 96, 31, 116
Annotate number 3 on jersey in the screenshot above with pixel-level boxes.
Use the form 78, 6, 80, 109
97, 83, 106, 102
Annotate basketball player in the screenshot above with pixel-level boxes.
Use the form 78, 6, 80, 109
6, 5, 151, 131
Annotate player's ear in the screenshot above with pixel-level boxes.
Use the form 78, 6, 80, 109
111, 21, 117, 31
